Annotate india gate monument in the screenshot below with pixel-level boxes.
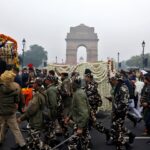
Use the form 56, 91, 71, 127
66, 24, 99, 64
48, 24, 112, 110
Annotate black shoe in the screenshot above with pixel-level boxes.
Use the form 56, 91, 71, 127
87, 140, 93, 149
105, 129, 111, 141
11, 144, 27, 150
0, 142, 3, 147
20, 145, 27, 150
128, 132, 136, 144
106, 138, 115, 145
11, 144, 20, 150
125, 142, 133, 150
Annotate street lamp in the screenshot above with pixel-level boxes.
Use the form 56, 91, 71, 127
142, 41, 145, 69
22, 38, 26, 69
117, 52, 120, 71
55, 56, 57, 64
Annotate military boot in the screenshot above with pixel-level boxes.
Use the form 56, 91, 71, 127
11, 144, 27, 150
125, 142, 133, 150
128, 132, 136, 144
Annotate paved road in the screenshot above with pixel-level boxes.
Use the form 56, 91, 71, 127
1, 111, 150, 150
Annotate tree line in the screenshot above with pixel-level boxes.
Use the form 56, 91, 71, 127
126, 53, 150, 68
19, 44, 149, 69
19, 44, 48, 67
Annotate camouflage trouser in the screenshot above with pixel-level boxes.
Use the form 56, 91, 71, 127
111, 111, 127, 150
68, 128, 91, 150
90, 106, 107, 133
89, 107, 110, 141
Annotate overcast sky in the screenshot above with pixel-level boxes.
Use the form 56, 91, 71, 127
1, 0, 150, 63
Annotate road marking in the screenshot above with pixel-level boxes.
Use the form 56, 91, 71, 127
125, 137, 150, 139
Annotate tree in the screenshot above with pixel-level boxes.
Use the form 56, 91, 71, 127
20, 44, 48, 67
126, 53, 150, 68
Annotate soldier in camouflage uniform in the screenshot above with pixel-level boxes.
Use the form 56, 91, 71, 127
141, 73, 150, 136
84, 69, 110, 142
107, 74, 135, 149
108, 74, 132, 150
65, 73, 90, 149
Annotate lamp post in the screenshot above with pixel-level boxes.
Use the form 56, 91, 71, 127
117, 52, 120, 71
22, 38, 26, 69
55, 56, 57, 64
142, 41, 145, 69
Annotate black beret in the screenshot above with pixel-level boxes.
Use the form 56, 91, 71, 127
84, 68, 92, 75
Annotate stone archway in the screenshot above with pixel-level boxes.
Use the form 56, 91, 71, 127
65, 24, 99, 65
77, 46, 87, 63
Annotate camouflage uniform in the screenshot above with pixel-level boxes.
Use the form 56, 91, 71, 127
85, 79, 109, 140
85, 80, 102, 113
111, 82, 129, 150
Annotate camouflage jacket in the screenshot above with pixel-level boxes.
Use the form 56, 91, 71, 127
85, 80, 102, 107
113, 82, 129, 113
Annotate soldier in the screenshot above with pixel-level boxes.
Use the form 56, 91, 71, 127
141, 73, 150, 136
48, 70, 59, 86
84, 69, 110, 142
0, 71, 26, 150
108, 73, 134, 150
44, 76, 58, 121
107, 73, 135, 148
65, 73, 90, 149
60, 71, 72, 117
18, 78, 46, 130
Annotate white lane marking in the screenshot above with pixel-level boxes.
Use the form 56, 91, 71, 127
125, 137, 150, 139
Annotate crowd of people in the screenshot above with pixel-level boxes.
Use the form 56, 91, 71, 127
0, 65, 150, 150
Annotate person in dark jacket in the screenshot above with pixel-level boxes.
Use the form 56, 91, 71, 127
141, 73, 150, 136
13, 67, 22, 87
21, 68, 29, 88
